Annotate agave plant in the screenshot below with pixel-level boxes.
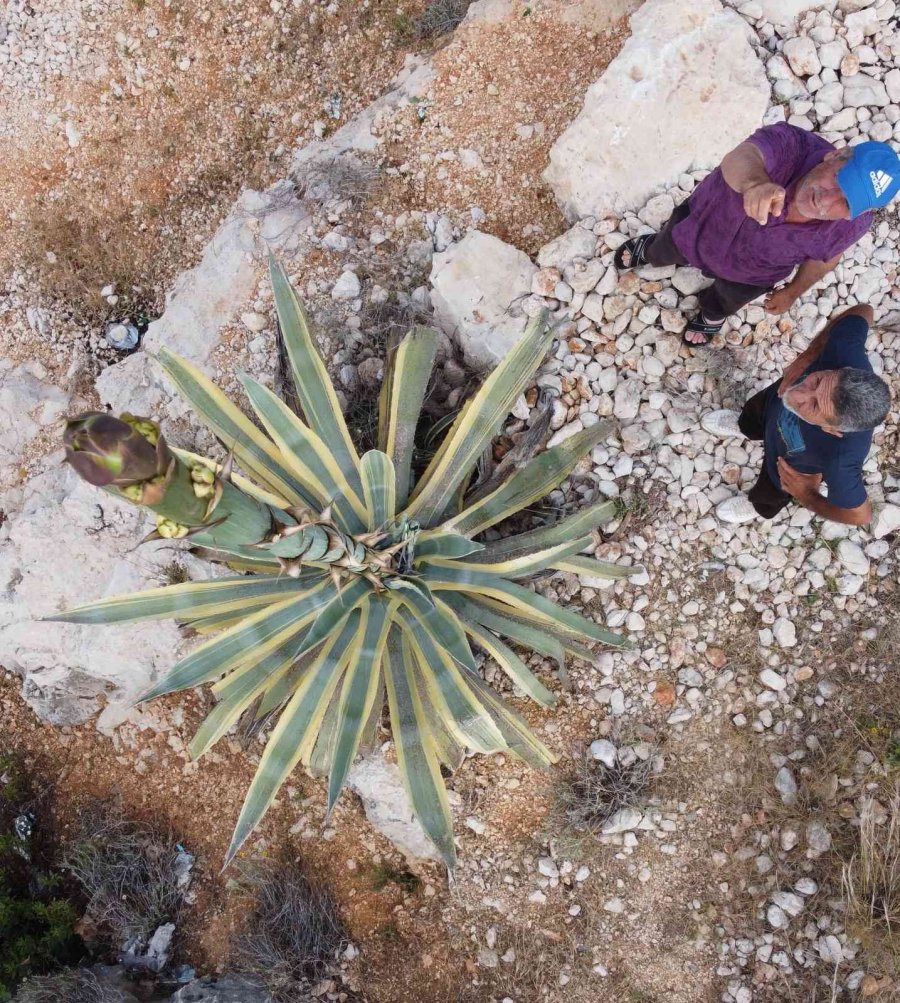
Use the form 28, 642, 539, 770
51, 258, 634, 870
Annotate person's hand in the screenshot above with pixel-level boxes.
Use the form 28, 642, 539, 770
765, 286, 797, 315
777, 457, 822, 502
743, 181, 787, 225
778, 352, 813, 396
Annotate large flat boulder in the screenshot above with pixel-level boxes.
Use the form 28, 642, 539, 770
543, 0, 770, 219
0, 465, 191, 731
429, 231, 536, 370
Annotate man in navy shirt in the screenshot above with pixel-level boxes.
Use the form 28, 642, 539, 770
702, 305, 890, 526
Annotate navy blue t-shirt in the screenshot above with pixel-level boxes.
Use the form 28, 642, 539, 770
764, 314, 873, 509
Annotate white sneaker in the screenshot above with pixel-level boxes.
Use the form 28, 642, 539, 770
716, 495, 759, 524
701, 409, 744, 438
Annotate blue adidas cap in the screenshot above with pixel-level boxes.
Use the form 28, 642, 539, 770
837, 141, 900, 218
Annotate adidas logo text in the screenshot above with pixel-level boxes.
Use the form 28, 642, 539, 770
871, 169, 893, 198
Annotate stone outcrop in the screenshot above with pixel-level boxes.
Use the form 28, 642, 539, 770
543, 0, 770, 219
429, 230, 537, 370
347, 750, 441, 864
170, 975, 274, 1003
0, 466, 191, 731
0, 359, 69, 488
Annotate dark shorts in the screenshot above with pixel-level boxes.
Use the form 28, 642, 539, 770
645, 202, 772, 322
738, 381, 792, 519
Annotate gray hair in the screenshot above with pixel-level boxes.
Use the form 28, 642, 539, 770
833, 368, 891, 432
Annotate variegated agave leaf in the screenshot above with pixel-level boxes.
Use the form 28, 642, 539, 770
50, 256, 638, 871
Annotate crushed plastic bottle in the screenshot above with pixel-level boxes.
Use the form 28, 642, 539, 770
105, 322, 140, 351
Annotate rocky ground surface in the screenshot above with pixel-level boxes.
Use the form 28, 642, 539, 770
2, 0, 900, 1001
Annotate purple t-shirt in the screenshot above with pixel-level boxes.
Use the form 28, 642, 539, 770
672, 123, 872, 286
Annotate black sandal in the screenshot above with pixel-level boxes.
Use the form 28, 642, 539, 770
613, 233, 654, 270
683, 315, 724, 347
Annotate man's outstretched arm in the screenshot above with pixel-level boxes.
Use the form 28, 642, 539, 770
720, 141, 786, 224
776, 457, 872, 526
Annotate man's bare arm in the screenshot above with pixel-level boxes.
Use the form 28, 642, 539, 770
800, 493, 872, 526
721, 141, 786, 224
777, 301, 872, 393
766, 255, 843, 316
788, 255, 842, 298
776, 457, 872, 526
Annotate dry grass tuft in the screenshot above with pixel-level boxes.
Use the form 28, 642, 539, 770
155, 559, 190, 587
231, 857, 347, 1003
550, 751, 657, 847
843, 784, 900, 983
293, 154, 383, 207
489, 924, 576, 1000
706, 345, 755, 411
12, 969, 128, 1003
64, 800, 185, 944
18, 196, 162, 327
414, 0, 474, 39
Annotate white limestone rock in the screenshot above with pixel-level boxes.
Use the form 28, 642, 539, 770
842, 72, 890, 108
0, 466, 189, 731
871, 503, 900, 539
537, 223, 598, 268
754, 0, 835, 25
772, 617, 797, 649
782, 36, 821, 77
590, 739, 618, 768
346, 750, 441, 864
836, 539, 869, 577
543, 0, 769, 218
430, 231, 537, 370
0, 360, 70, 489
331, 269, 362, 301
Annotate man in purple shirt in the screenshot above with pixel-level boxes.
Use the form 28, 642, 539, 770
614, 124, 900, 345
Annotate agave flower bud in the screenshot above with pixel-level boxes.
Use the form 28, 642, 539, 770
155, 517, 190, 539
189, 463, 217, 500
64, 412, 163, 488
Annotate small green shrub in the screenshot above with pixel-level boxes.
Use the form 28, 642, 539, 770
369, 862, 420, 893
0, 757, 82, 1001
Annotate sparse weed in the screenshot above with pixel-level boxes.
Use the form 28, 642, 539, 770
611, 481, 666, 538
369, 861, 420, 893
18, 198, 160, 328
489, 924, 576, 1000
